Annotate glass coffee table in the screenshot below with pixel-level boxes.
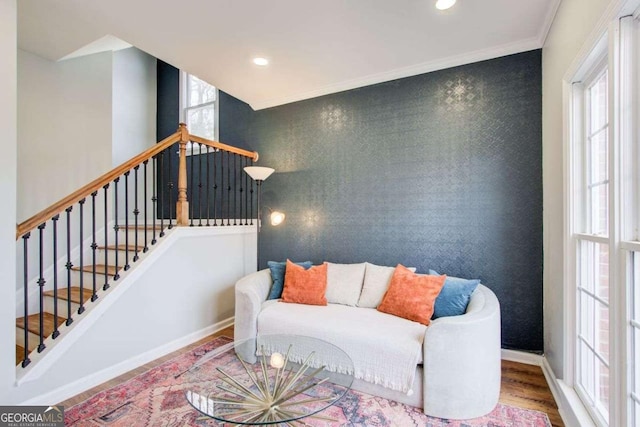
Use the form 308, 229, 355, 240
184, 334, 354, 425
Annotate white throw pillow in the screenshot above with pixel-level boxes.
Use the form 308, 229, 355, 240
325, 262, 367, 306
357, 263, 416, 308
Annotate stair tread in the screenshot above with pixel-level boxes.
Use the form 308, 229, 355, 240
71, 264, 118, 275
16, 345, 24, 365
99, 244, 144, 252
43, 287, 93, 304
16, 312, 65, 337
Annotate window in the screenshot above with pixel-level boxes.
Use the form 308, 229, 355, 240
568, 13, 640, 427
181, 73, 219, 154
574, 62, 611, 424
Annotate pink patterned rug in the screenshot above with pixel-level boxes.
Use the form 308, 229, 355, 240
65, 337, 552, 426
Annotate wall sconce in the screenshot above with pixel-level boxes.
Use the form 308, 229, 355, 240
269, 209, 286, 226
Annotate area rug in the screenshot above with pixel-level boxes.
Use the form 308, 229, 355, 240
65, 337, 552, 426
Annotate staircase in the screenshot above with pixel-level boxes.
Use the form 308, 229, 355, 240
14, 124, 260, 371
15, 226, 162, 366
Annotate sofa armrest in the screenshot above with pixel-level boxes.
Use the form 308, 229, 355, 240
234, 269, 272, 343
422, 284, 501, 419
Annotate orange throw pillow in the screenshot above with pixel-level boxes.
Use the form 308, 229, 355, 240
281, 259, 328, 306
377, 264, 446, 326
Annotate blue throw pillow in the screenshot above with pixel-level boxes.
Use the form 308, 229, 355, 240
267, 261, 312, 300
429, 269, 480, 319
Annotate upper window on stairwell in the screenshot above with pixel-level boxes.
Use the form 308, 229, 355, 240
180, 72, 219, 154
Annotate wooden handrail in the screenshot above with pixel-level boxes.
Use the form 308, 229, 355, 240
16, 126, 260, 239
16, 131, 181, 239
189, 135, 259, 162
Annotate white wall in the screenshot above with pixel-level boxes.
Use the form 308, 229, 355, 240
112, 47, 157, 166
17, 49, 113, 223
8, 227, 255, 404
0, 0, 18, 405
542, 0, 610, 378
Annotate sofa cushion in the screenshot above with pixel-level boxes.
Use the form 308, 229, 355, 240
258, 301, 426, 393
267, 260, 312, 300
378, 265, 445, 326
358, 263, 416, 308
325, 262, 366, 306
281, 260, 328, 305
429, 269, 480, 319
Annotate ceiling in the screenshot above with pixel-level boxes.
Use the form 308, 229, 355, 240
18, 0, 560, 110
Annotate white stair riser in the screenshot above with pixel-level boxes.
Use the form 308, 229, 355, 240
96, 248, 132, 266
117, 229, 162, 247
16, 327, 46, 352
44, 295, 81, 317
71, 270, 116, 290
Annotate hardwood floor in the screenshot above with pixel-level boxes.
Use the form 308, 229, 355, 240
59, 327, 563, 426
501, 360, 563, 427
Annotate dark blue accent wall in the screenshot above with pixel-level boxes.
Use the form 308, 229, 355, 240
159, 50, 543, 352
156, 60, 179, 140
247, 50, 543, 352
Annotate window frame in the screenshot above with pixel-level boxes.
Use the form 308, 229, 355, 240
179, 71, 220, 155
571, 55, 612, 426
566, 12, 640, 427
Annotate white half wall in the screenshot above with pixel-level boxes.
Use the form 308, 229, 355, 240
542, 0, 611, 379
0, 0, 18, 405
17, 49, 113, 223
7, 226, 256, 404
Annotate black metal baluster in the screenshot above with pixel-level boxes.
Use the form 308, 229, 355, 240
233, 154, 238, 226
198, 143, 203, 226
220, 150, 225, 226
51, 215, 60, 339
91, 192, 98, 302
206, 147, 211, 226
103, 184, 110, 291
124, 171, 131, 270
240, 156, 244, 225
65, 207, 75, 322
189, 143, 194, 227
113, 179, 120, 280
213, 149, 218, 226
143, 160, 149, 253
168, 144, 174, 229
151, 158, 158, 244
249, 159, 254, 225
245, 157, 249, 225
78, 200, 85, 313
227, 151, 231, 226
133, 165, 140, 262
158, 152, 165, 237
37, 223, 46, 353
21, 232, 31, 367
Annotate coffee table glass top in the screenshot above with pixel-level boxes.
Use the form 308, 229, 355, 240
184, 334, 354, 425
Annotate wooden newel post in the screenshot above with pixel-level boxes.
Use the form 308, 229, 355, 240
176, 123, 190, 226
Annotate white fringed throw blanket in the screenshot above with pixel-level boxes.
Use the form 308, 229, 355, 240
257, 302, 427, 393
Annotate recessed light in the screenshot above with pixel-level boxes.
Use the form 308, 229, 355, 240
253, 57, 269, 66
435, 0, 456, 10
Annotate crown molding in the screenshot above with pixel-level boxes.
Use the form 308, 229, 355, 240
251, 37, 542, 110
538, 0, 562, 46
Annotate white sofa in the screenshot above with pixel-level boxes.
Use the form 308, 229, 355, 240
234, 268, 502, 420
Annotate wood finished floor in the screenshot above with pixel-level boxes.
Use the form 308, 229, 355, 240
59, 326, 563, 426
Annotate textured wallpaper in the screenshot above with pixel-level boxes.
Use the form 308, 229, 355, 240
247, 51, 543, 352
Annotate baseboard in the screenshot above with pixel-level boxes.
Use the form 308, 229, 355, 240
540, 357, 596, 427
20, 316, 234, 406
501, 349, 544, 366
